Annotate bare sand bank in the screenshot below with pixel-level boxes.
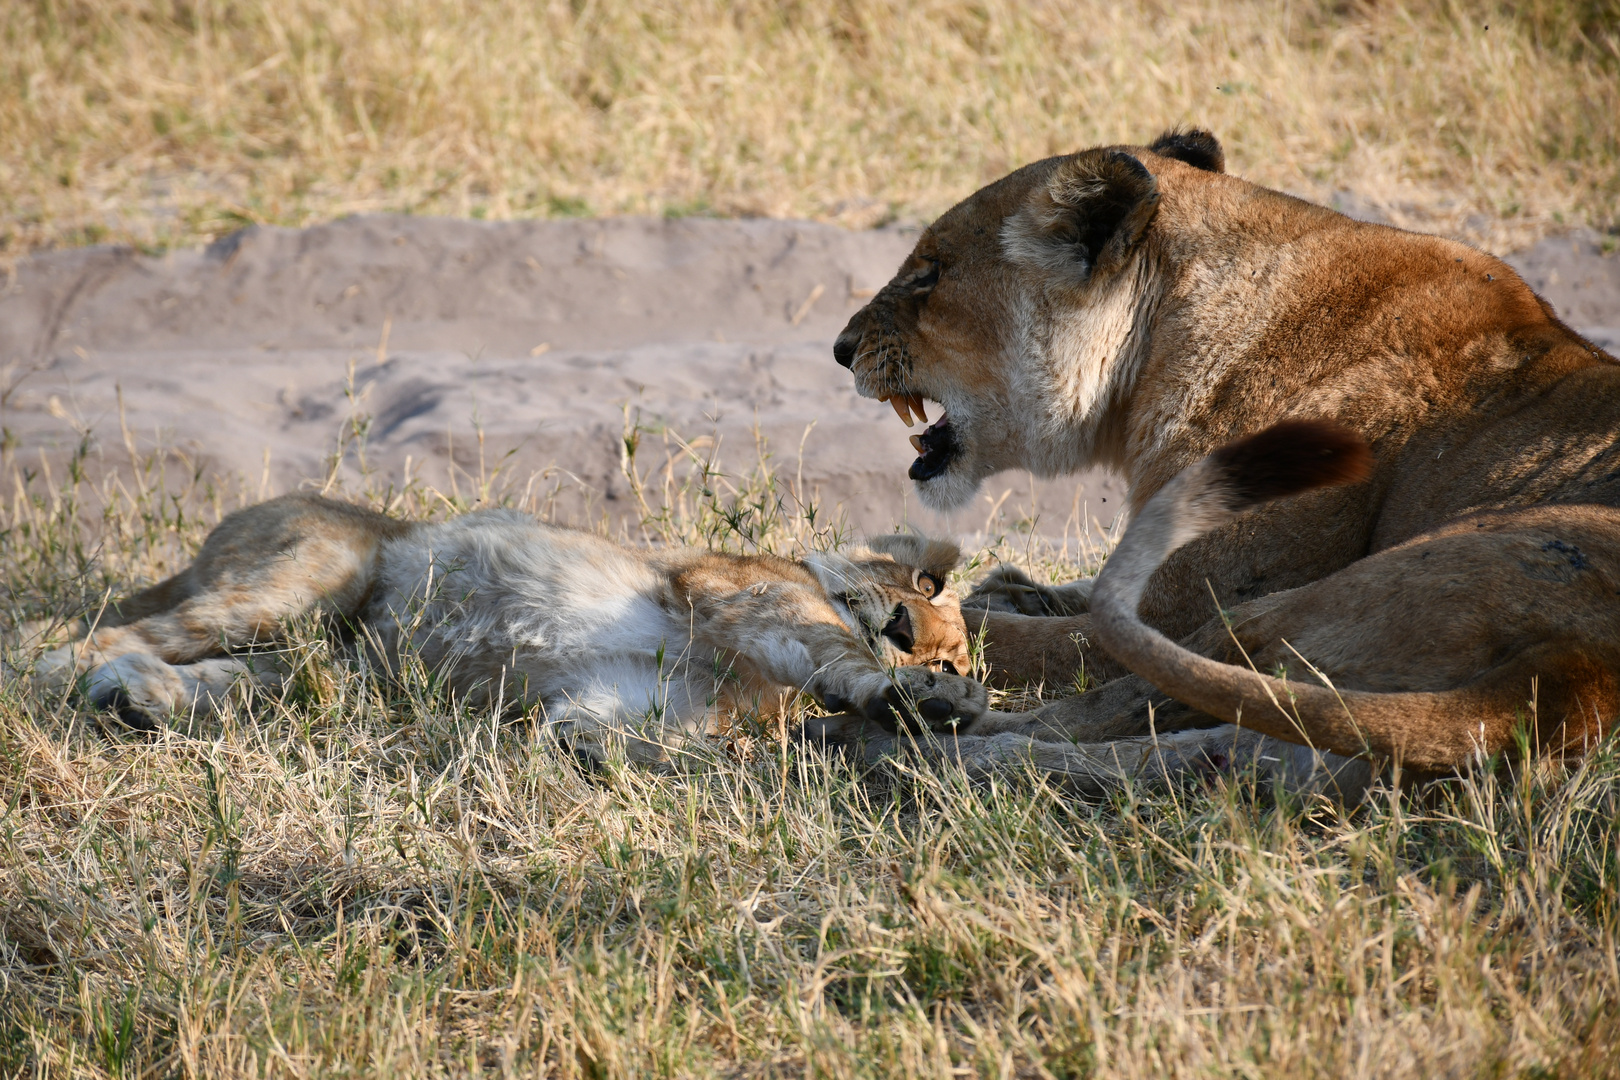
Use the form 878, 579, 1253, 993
2, 215, 1614, 541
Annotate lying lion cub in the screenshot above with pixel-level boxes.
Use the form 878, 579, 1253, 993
37, 495, 987, 764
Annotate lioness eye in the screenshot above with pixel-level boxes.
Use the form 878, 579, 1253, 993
914, 571, 942, 598
908, 260, 940, 294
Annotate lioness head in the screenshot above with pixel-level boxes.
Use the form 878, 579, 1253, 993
833, 129, 1227, 510
806, 534, 972, 675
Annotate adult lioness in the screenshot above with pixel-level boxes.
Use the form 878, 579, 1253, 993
832, 129, 1620, 773
36, 495, 987, 765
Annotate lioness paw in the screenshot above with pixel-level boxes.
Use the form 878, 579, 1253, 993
963, 566, 1094, 617
867, 666, 988, 734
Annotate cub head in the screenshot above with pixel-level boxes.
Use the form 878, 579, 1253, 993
832, 129, 1227, 510
805, 534, 972, 675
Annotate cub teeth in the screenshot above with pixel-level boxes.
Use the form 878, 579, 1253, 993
882, 394, 929, 428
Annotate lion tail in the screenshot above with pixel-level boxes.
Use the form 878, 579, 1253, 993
1089, 420, 1546, 772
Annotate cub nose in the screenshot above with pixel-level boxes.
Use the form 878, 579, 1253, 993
833, 330, 858, 369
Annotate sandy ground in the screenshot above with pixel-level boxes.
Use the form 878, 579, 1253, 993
2, 215, 1616, 543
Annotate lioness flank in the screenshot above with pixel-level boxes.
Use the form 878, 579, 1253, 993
832, 128, 1620, 775
37, 496, 987, 765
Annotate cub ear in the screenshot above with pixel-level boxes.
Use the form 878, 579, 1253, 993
1001, 149, 1159, 285
864, 533, 963, 580
1147, 129, 1225, 173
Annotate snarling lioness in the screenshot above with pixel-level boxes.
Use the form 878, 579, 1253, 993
36, 495, 987, 765
828, 129, 1620, 780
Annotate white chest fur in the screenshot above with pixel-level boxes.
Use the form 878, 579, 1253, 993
366, 512, 715, 750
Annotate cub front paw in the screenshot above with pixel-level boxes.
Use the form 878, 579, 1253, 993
963, 566, 1092, 617
866, 667, 988, 734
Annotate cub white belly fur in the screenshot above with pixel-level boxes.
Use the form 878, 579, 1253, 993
366, 512, 710, 754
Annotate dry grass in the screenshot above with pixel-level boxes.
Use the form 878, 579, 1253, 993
1, 414, 1618, 1078
3, 0, 1618, 256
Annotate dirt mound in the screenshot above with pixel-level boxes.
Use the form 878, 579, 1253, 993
2, 215, 1612, 541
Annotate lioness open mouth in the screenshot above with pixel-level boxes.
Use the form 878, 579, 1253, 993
879, 393, 958, 481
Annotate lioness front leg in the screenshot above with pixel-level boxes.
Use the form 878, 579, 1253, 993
964, 609, 1132, 688
964, 566, 1094, 617
820, 664, 989, 734
803, 721, 1374, 802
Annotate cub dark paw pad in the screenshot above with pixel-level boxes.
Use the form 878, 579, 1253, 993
98, 689, 160, 735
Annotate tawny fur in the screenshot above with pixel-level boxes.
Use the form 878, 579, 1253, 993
831, 128, 1620, 778
36, 495, 988, 766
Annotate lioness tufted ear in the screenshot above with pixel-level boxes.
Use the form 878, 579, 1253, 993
864, 533, 963, 580
1147, 129, 1225, 173
1001, 149, 1160, 285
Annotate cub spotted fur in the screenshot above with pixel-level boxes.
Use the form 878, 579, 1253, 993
37, 495, 987, 764
831, 128, 1619, 776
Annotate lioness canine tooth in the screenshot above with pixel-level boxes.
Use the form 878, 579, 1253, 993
891, 396, 916, 426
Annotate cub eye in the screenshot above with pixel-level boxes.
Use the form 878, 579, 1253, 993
913, 571, 943, 599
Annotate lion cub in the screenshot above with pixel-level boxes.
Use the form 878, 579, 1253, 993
37, 495, 987, 763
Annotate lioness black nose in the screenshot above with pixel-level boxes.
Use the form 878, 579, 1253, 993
833, 331, 857, 368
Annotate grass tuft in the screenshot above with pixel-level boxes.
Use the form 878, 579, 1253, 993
3, 0, 1618, 256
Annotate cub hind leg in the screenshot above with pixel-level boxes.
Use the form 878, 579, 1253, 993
87, 654, 295, 731
41, 494, 407, 724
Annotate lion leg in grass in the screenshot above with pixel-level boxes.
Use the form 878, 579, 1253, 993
35, 495, 989, 763
801, 715, 1376, 801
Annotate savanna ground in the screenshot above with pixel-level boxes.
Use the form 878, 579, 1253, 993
4, 1, 1620, 1077
2, 414, 1619, 1078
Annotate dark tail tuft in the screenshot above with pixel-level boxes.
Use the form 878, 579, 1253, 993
1209, 420, 1373, 510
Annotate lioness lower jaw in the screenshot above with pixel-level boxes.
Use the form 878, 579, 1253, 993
907, 414, 956, 481
907, 404, 1098, 512
912, 453, 989, 512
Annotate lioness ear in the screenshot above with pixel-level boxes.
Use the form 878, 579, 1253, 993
1147, 129, 1225, 173
1001, 149, 1159, 285
864, 533, 963, 579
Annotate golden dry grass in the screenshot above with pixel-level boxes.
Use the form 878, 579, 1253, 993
1, 417, 1618, 1078
3, 0, 1618, 256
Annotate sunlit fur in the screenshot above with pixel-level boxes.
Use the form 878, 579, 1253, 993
836, 129, 1620, 775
